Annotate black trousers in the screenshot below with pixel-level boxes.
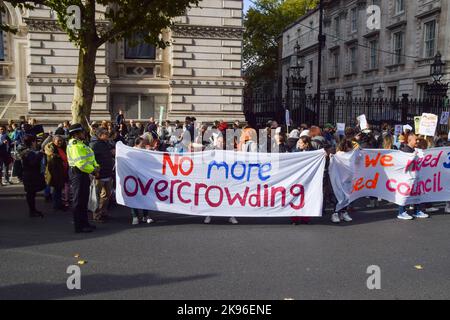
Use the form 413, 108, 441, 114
69, 168, 90, 231
26, 191, 36, 213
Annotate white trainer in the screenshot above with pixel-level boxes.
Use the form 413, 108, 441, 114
340, 212, 353, 222
229, 217, 239, 224
204, 216, 211, 224
397, 212, 413, 220
146, 218, 154, 224
331, 213, 341, 223
413, 211, 429, 219
132, 217, 139, 225
445, 203, 450, 213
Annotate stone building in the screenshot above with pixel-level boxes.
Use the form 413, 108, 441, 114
280, 0, 450, 99
0, 0, 245, 124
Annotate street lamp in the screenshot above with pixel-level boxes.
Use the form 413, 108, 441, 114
376, 86, 384, 98
425, 52, 449, 98
430, 52, 445, 82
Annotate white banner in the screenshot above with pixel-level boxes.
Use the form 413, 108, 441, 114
116, 142, 327, 217
330, 148, 450, 211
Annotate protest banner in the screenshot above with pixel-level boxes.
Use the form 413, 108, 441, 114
403, 124, 413, 133
159, 106, 165, 125
116, 142, 327, 217
337, 123, 346, 135
440, 111, 449, 125
330, 148, 450, 211
419, 113, 438, 137
414, 116, 422, 134
285, 109, 291, 133
357, 115, 368, 130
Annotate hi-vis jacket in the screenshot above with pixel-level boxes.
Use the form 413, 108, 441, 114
67, 138, 99, 174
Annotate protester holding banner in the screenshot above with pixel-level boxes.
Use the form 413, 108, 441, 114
331, 138, 354, 224
294, 136, 314, 152
130, 137, 153, 226
397, 134, 429, 220
291, 136, 316, 225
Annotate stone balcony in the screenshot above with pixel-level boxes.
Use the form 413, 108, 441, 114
114, 59, 166, 79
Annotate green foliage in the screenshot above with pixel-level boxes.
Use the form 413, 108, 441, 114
244, 0, 318, 85
1, 0, 199, 49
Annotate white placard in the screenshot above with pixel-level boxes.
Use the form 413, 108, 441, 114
336, 123, 346, 135
418, 113, 438, 137
440, 111, 449, 125
357, 115, 368, 130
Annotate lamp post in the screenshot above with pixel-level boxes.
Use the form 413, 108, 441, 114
376, 86, 384, 98
425, 52, 449, 99
285, 41, 307, 123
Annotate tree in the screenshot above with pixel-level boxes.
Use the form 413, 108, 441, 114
1, 0, 199, 127
243, 0, 318, 90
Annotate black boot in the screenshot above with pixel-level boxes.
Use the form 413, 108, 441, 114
29, 210, 44, 218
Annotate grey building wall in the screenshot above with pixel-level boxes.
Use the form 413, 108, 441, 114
0, 0, 245, 124
281, 0, 450, 100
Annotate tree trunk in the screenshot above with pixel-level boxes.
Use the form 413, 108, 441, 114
71, 45, 97, 128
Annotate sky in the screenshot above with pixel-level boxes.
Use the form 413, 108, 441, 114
244, 0, 251, 13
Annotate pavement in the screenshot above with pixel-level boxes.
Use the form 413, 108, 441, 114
0, 190, 449, 300
0, 183, 44, 197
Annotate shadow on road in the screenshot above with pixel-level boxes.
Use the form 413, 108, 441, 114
1, 197, 447, 250
0, 272, 218, 300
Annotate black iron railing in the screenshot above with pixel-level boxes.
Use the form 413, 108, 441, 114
244, 94, 449, 133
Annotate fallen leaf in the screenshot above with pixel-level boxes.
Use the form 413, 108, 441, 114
74, 254, 80, 258
414, 265, 423, 270
77, 260, 87, 265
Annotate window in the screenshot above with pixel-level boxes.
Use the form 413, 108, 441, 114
351, 8, 358, 32
424, 20, 436, 58
388, 86, 398, 99
309, 60, 314, 83
334, 16, 340, 38
365, 89, 373, 99
369, 39, 378, 69
395, 0, 405, 15
346, 91, 353, 99
125, 34, 156, 59
113, 94, 167, 120
417, 83, 428, 99
0, 14, 4, 61
392, 31, 404, 64
331, 51, 340, 78
349, 47, 358, 73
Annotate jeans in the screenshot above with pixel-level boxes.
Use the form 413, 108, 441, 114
0, 159, 10, 182
398, 204, 422, 215
52, 187, 63, 209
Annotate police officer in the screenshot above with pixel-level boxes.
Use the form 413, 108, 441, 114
67, 124, 100, 233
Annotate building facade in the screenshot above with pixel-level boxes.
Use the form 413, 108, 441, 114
0, 0, 245, 124
281, 0, 450, 100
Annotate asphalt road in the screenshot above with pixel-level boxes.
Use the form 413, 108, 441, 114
0, 195, 449, 300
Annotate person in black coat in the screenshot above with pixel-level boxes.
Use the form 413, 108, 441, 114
127, 120, 141, 147
90, 128, 114, 222
19, 135, 46, 217
116, 110, 125, 127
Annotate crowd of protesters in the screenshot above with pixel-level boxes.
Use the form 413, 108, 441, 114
0, 111, 449, 233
